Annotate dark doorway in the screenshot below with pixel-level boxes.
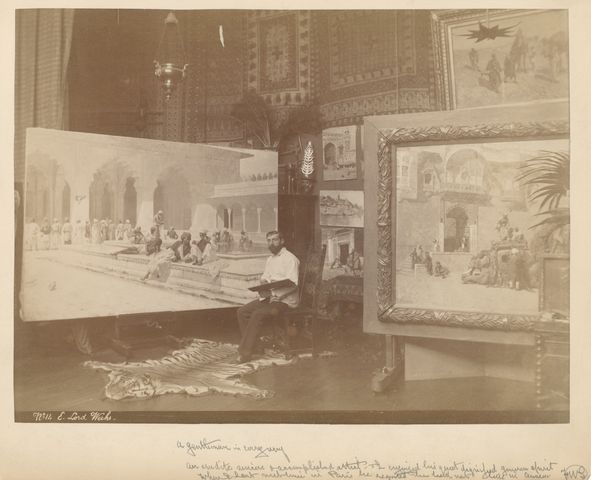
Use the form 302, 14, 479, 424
123, 177, 137, 224
445, 205, 468, 252
102, 183, 113, 220
324, 143, 336, 166
339, 243, 349, 264
62, 183, 71, 220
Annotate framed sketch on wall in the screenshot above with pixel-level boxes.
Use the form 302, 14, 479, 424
432, 9, 569, 110
321, 227, 364, 280
320, 190, 364, 228
322, 126, 358, 181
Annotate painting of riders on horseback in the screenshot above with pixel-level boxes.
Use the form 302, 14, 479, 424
433, 9, 568, 109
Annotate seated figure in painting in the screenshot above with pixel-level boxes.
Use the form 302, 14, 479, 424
433, 261, 449, 279
345, 249, 363, 276
330, 256, 343, 269
219, 228, 234, 253
144, 226, 158, 243
192, 230, 211, 265
166, 226, 178, 240
462, 250, 493, 285
178, 232, 195, 263
239, 231, 253, 252
132, 226, 145, 244
142, 238, 176, 282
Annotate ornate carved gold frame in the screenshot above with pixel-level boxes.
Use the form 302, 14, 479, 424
376, 120, 569, 331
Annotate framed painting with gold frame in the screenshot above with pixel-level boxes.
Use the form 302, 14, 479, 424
431, 9, 569, 110
363, 101, 569, 335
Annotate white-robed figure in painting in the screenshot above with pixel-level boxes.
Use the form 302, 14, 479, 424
142, 238, 176, 282
91, 218, 100, 244
38, 218, 51, 250
73, 220, 85, 244
50, 218, 61, 249
61, 217, 73, 245
191, 229, 225, 278
25, 218, 39, 251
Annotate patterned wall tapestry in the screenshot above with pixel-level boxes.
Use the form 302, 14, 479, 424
67, 10, 439, 146
247, 11, 312, 107
314, 10, 437, 127
175, 11, 246, 143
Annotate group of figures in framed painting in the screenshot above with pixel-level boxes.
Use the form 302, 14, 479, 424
393, 138, 569, 316
432, 9, 568, 110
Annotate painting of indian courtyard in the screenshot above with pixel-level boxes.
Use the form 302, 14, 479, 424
21, 128, 278, 321
394, 138, 569, 315
449, 10, 568, 108
322, 126, 358, 181
321, 227, 364, 280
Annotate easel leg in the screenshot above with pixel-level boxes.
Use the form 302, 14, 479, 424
371, 335, 404, 393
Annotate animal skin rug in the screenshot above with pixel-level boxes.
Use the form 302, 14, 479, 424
84, 339, 300, 400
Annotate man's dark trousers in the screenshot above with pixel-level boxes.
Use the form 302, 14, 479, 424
237, 299, 289, 359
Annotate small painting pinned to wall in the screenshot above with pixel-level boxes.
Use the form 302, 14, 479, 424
322, 126, 357, 181
321, 227, 364, 280
320, 190, 364, 228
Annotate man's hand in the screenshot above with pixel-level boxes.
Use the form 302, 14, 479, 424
258, 289, 272, 300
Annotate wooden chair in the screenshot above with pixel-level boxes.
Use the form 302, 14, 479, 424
273, 245, 327, 357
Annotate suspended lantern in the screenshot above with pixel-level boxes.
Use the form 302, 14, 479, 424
154, 12, 188, 101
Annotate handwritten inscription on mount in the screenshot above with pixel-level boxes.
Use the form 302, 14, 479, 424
175, 439, 588, 480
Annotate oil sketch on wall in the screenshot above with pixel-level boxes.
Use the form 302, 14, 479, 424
322, 126, 358, 180
436, 9, 569, 109
321, 227, 364, 280
395, 138, 569, 315
320, 190, 364, 228
21, 128, 278, 321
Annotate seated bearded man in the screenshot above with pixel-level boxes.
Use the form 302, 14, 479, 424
235, 230, 299, 363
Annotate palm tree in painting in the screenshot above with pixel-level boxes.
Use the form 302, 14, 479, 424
517, 150, 569, 253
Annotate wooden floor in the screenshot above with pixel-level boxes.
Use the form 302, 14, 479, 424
13, 312, 562, 423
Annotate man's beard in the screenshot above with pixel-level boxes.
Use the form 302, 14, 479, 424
268, 244, 282, 255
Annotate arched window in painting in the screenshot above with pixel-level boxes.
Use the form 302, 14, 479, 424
154, 168, 192, 230
324, 143, 336, 167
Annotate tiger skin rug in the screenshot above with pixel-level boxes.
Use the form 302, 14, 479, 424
84, 339, 301, 400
